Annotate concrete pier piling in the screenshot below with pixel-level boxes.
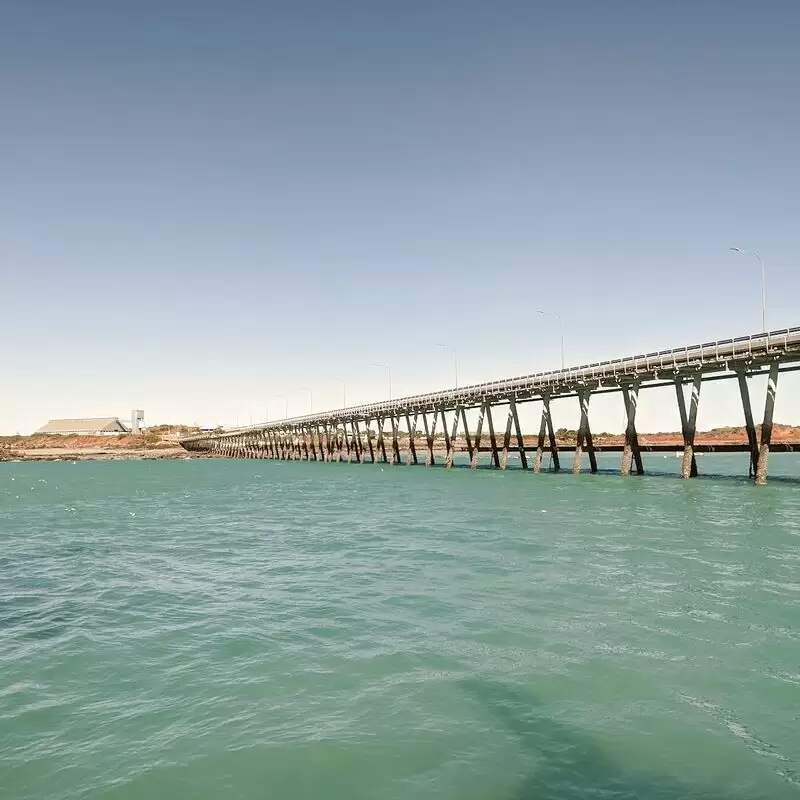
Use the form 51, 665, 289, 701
181, 328, 800, 485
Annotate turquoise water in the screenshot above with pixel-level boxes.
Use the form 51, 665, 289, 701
1, 458, 799, 799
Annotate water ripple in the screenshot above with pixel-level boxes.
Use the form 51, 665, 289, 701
1, 458, 799, 799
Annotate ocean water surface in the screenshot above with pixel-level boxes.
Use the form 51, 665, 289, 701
1, 457, 799, 799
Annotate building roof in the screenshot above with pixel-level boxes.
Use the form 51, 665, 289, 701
36, 418, 130, 434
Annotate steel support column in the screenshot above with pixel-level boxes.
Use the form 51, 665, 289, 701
621, 381, 643, 476
329, 426, 338, 462
350, 420, 362, 463
321, 426, 328, 462
337, 425, 345, 462
390, 416, 401, 464
676, 375, 701, 479
446, 409, 460, 470
500, 403, 513, 470
309, 426, 318, 461
510, 399, 528, 470
755, 363, 779, 486
534, 398, 548, 473
486, 402, 501, 468
405, 412, 418, 465
422, 412, 434, 466
342, 422, 352, 463
737, 371, 759, 477
470, 402, 486, 469
573, 389, 597, 474
376, 418, 388, 464
461, 408, 473, 463
546, 395, 560, 471
365, 420, 376, 463
441, 408, 450, 463
533, 394, 561, 473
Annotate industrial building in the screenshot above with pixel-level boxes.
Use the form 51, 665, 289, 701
36, 418, 131, 435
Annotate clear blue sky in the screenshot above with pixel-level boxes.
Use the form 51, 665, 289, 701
2, 1, 798, 434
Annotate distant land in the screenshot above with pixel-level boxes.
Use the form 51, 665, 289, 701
2, 424, 799, 462
0, 425, 204, 462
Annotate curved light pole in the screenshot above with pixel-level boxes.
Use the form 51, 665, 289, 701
334, 378, 347, 408
536, 310, 565, 370
436, 343, 458, 388
372, 363, 392, 400
300, 387, 313, 414
274, 395, 288, 420
730, 247, 766, 333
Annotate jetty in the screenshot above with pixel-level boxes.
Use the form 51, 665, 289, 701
180, 328, 800, 484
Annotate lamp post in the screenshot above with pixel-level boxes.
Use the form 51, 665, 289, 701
372, 363, 392, 400
275, 395, 288, 420
436, 343, 458, 388
536, 310, 565, 370
300, 388, 313, 414
730, 248, 767, 333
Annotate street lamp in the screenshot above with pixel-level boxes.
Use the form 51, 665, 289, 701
372, 363, 392, 400
536, 310, 565, 370
300, 387, 313, 414
274, 395, 288, 420
730, 248, 767, 333
436, 343, 458, 388
334, 378, 347, 408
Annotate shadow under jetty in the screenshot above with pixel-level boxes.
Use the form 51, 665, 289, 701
458, 679, 790, 800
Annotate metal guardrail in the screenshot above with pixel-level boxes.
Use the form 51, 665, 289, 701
183, 327, 800, 440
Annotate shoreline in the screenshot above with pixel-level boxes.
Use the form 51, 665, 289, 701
1, 447, 208, 462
